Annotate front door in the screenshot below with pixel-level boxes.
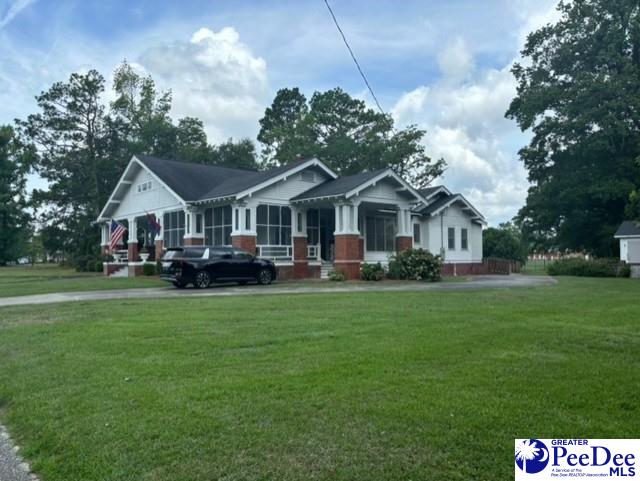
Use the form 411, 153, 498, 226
319, 209, 335, 261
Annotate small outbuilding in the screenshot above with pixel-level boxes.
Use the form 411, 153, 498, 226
614, 221, 640, 265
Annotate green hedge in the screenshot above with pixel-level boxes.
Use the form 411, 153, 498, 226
547, 258, 630, 277
360, 262, 385, 281
142, 263, 156, 276
387, 248, 442, 282
328, 270, 346, 282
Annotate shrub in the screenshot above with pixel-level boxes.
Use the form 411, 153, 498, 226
387, 248, 442, 282
360, 262, 385, 281
94, 261, 103, 272
546, 258, 626, 277
618, 264, 631, 278
142, 262, 156, 276
74, 256, 90, 272
328, 270, 346, 282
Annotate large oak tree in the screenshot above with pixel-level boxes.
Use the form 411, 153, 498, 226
507, 0, 640, 256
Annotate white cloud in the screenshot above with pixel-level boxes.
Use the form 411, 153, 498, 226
437, 37, 473, 84
0, 0, 35, 30
392, 46, 529, 225
137, 26, 269, 143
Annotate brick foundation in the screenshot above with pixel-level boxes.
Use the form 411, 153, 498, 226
128, 264, 143, 277
441, 262, 488, 276
183, 237, 204, 246
127, 242, 139, 262
293, 237, 309, 279
334, 234, 362, 280
232, 235, 257, 255
396, 236, 413, 253
358, 237, 364, 261
277, 264, 321, 281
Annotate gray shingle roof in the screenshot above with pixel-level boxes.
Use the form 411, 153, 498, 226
420, 194, 459, 214
136, 155, 313, 202
418, 185, 446, 198
615, 220, 640, 237
291, 169, 386, 201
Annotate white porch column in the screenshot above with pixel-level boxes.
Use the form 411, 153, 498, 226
127, 217, 137, 244
230, 202, 256, 237
183, 206, 204, 245
396, 206, 412, 237
334, 201, 360, 235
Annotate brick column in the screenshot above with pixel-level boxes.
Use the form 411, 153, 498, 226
127, 241, 139, 262
396, 236, 413, 253
293, 236, 309, 279
334, 234, 361, 280
184, 237, 204, 246
232, 235, 257, 255
155, 240, 164, 260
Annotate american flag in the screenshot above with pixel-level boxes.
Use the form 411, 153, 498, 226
109, 220, 127, 250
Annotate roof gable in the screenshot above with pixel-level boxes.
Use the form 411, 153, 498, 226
615, 220, 640, 237
421, 193, 486, 224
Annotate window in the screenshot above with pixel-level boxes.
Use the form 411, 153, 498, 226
300, 171, 315, 183
204, 205, 232, 246
245, 209, 251, 230
413, 223, 421, 244
297, 212, 303, 233
461, 228, 468, 250
365, 216, 396, 252
257, 204, 292, 246
448, 227, 455, 250
136, 180, 152, 193
195, 213, 203, 234
307, 209, 319, 245
163, 211, 185, 248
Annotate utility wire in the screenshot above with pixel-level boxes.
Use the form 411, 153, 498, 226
323, 0, 386, 116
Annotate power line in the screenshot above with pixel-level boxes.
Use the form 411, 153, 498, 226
322, 0, 386, 115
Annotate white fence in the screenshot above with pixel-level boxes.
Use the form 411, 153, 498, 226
256, 245, 293, 260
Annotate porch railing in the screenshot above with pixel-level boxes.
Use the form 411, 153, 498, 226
307, 244, 320, 261
257, 245, 293, 261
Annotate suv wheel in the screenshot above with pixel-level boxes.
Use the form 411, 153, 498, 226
194, 270, 211, 289
257, 268, 273, 285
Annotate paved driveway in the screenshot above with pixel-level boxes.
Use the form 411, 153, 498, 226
0, 275, 556, 308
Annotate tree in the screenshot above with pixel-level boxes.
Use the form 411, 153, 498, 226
507, 0, 640, 256
258, 87, 444, 186
0, 126, 32, 265
16, 70, 110, 261
210, 138, 259, 170
483, 222, 528, 262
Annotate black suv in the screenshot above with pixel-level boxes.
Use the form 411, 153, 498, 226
160, 246, 277, 288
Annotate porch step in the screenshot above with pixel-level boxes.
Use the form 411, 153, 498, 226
320, 262, 332, 280
109, 265, 129, 278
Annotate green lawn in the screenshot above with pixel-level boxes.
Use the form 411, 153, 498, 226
0, 264, 165, 297
0, 277, 638, 480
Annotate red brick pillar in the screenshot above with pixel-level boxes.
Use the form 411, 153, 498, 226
232, 235, 257, 255
183, 237, 204, 246
334, 234, 361, 280
127, 241, 139, 262
358, 237, 364, 261
396, 236, 413, 253
293, 237, 309, 279
155, 240, 164, 260
101, 245, 109, 256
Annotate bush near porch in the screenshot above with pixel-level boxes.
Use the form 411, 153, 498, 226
387, 248, 442, 281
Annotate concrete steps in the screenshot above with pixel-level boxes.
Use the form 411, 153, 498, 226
320, 262, 332, 280
109, 265, 129, 278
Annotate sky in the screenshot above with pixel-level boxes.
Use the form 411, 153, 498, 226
0, 0, 561, 226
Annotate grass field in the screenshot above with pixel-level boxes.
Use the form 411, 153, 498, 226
0, 277, 638, 480
0, 264, 165, 297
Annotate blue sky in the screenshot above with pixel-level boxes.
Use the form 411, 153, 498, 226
0, 0, 560, 225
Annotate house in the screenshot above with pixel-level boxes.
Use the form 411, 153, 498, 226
614, 221, 640, 265
96, 155, 486, 279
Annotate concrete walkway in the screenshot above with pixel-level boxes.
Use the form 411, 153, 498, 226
0, 426, 37, 481
0, 275, 556, 308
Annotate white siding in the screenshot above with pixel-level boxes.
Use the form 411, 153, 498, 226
111, 167, 182, 219
250, 169, 331, 204
421, 205, 482, 263
620, 239, 628, 262
628, 239, 640, 263
357, 180, 401, 204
